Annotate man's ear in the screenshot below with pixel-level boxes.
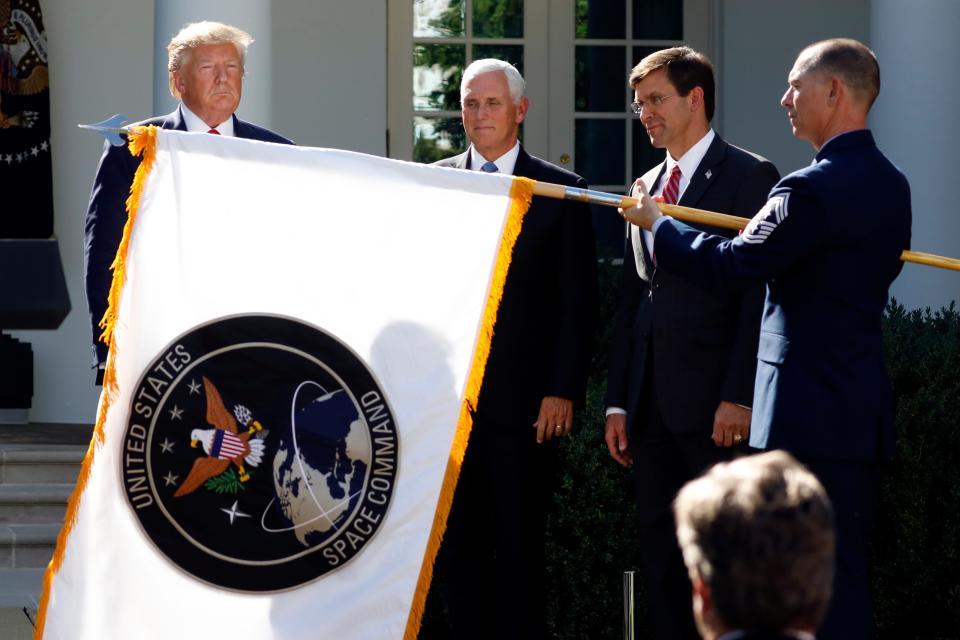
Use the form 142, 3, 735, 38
688, 86, 705, 113
692, 572, 712, 611
515, 96, 530, 124
691, 571, 721, 640
172, 71, 186, 97
828, 76, 842, 104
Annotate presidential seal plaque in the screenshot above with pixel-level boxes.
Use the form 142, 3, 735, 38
121, 315, 399, 591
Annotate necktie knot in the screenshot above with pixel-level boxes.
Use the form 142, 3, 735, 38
207, 128, 220, 135
480, 161, 498, 173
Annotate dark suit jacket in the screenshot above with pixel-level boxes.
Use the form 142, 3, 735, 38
605, 134, 779, 434
83, 107, 293, 366
434, 147, 598, 428
655, 130, 911, 461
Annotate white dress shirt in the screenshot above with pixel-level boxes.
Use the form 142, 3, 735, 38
641, 128, 715, 256
469, 140, 521, 176
179, 103, 236, 137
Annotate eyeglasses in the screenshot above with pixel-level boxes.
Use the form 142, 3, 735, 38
629, 94, 676, 114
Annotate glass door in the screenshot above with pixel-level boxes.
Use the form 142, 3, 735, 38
548, 0, 715, 252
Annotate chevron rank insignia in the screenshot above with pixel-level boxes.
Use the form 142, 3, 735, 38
742, 194, 789, 245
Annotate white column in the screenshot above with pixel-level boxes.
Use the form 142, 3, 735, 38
872, 0, 960, 310
153, 0, 272, 128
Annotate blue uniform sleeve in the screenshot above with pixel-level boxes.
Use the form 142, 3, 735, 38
653, 174, 825, 291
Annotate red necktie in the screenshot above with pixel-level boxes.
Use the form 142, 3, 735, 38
661, 164, 682, 204
650, 165, 682, 268
208, 128, 220, 135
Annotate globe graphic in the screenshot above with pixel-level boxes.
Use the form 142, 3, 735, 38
272, 385, 372, 547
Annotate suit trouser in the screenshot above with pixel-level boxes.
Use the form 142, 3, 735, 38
425, 417, 559, 640
801, 458, 880, 640
631, 366, 734, 640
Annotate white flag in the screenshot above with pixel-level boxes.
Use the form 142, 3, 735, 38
37, 128, 532, 639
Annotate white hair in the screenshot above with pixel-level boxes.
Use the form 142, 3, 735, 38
460, 59, 526, 105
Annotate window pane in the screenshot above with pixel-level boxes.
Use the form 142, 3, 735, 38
414, 117, 466, 163
633, 0, 682, 39
575, 46, 627, 112
414, 44, 466, 111
631, 45, 661, 71
628, 45, 661, 95
414, 0, 465, 37
576, 119, 625, 185
472, 0, 524, 38
576, 0, 625, 39
472, 44, 524, 75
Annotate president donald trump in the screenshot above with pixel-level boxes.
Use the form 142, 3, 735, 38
84, 21, 292, 380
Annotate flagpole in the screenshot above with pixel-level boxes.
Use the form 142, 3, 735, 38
530, 180, 960, 272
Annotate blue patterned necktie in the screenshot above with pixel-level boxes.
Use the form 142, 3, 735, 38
480, 161, 498, 173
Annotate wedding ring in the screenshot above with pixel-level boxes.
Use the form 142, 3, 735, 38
555, 425, 563, 433
733, 434, 743, 443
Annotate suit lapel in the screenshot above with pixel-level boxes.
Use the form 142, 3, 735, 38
677, 134, 727, 207
629, 134, 729, 278
512, 146, 533, 179
164, 107, 188, 131
451, 149, 471, 170
233, 114, 258, 140
630, 162, 666, 281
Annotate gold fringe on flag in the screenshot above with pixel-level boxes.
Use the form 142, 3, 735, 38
34, 125, 159, 640
403, 176, 534, 639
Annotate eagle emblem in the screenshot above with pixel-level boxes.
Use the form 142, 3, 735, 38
1, 0, 49, 129
174, 377, 267, 497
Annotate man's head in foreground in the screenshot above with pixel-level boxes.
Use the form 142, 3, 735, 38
674, 450, 835, 639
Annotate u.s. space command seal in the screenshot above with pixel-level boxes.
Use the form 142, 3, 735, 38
121, 315, 398, 591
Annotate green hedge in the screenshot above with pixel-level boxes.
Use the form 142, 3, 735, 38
873, 302, 960, 638
544, 262, 960, 639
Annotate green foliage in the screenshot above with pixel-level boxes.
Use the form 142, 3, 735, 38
204, 467, 246, 495
545, 379, 648, 639
544, 258, 650, 639
873, 301, 960, 638
472, 0, 523, 38
414, 121, 464, 165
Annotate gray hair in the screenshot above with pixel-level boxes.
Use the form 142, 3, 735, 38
674, 450, 835, 633
167, 21, 253, 99
460, 59, 526, 105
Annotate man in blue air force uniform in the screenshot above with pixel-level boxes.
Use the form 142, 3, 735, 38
84, 21, 292, 380
621, 38, 911, 640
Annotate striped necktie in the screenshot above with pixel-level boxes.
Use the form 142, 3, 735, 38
661, 164, 682, 204
650, 165, 682, 268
